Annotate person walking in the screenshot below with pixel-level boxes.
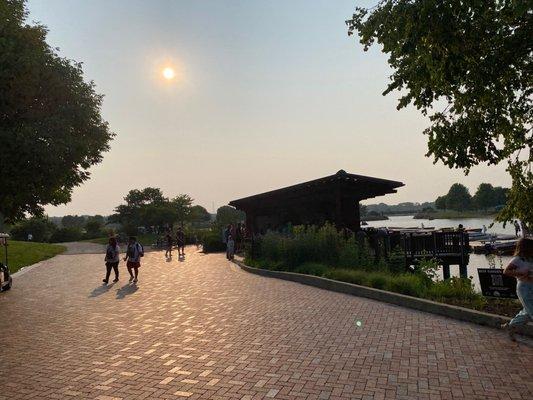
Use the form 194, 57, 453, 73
176, 227, 185, 257
226, 234, 235, 260
124, 236, 144, 283
103, 237, 120, 284
502, 238, 533, 340
513, 220, 521, 237
164, 232, 173, 258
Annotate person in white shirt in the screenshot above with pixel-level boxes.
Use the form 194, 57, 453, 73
103, 237, 120, 284
502, 238, 533, 340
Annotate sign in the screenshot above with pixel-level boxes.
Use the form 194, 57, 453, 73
477, 268, 517, 299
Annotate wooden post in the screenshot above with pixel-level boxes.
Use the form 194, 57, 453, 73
459, 264, 467, 278
443, 263, 451, 280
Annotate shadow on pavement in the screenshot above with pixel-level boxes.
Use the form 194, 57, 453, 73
89, 282, 116, 298
116, 283, 138, 299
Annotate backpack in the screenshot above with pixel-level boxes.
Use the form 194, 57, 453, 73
137, 243, 144, 257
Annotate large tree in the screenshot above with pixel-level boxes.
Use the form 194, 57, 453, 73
0, 0, 114, 223
445, 183, 472, 211
347, 1, 532, 225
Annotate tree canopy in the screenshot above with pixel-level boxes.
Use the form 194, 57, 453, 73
110, 188, 194, 231
0, 0, 114, 223
347, 0, 532, 225
435, 182, 508, 211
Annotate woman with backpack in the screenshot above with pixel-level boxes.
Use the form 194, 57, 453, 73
103, 237, 120, 284
124, 236, 144, 283
502, 238, 533, 340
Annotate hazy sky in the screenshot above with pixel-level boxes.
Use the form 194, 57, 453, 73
27, 0, 509, 216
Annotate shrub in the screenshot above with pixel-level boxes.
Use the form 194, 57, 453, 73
426, 277, 485, 308
324, 269, 368, 285
50, 227, 83, 243
10, 217, 57, 242
385, 274, 427, 297
294, 263, 329, 276
367, 273, 388, 289
202, 231, 226, 253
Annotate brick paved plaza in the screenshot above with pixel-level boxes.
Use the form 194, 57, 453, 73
0, 245, 532, 400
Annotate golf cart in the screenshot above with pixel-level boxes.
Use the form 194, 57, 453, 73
0, 233, 12, 291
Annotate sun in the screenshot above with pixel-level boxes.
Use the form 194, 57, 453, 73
162, 67, 175, 80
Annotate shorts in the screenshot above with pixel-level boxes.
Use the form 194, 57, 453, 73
127, 261, 141, 269
176, 240, 185, 248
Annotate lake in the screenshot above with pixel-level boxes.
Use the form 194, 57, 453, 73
364, 215, 516, 291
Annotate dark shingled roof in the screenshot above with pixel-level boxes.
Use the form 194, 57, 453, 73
229, 170, 404, 208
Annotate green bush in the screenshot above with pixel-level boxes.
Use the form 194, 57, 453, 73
294, 262, 329, 276
202, 231, 226, 253
426, 277, 485, 307
50, 227, 83, 243
324, 269, 368, 285
367, 273, 388, 289
10, 217, 57, 242
385, 274, 428, 297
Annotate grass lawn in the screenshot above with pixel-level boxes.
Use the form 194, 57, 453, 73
0, 241, 66, 273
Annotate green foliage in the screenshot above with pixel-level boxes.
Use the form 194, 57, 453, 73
426, 277, 486, 309
111, 188, 194, 230
10, 217, 56, 242
50, 227, 83, 243
61, 215, 86, 229
85, 215, 105, 237
347, 1, 532, 225
215, 206, 245, 228
189, 205, 211, 224
201, 230, 226, 253
0, 240, 65, 273
294, 262, 329, 277
0, 0, 114, 222
445, 184, 472, 211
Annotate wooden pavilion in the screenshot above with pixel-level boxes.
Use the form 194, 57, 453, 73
229, 170, 404, 235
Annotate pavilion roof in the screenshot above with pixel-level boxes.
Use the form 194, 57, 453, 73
229, 170, 404, 209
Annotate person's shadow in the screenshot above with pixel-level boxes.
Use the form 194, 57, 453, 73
89, 282, 116, 298
116, 283, 138, 299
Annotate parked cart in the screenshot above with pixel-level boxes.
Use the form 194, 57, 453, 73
0, 233, 12, 291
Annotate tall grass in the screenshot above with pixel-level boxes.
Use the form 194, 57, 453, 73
250, 224, 486, 309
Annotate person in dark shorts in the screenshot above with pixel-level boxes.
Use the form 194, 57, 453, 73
103, 237, 120, 284
176, 227, 185, 257
124, 236, 144, 283
164, 232, 173, 258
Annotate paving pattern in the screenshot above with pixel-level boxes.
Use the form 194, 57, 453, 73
0, 244, 532, 400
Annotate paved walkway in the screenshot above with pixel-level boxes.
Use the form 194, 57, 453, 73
0, 245, 531, 400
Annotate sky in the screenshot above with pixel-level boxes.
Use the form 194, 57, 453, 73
26, 0, 510, 216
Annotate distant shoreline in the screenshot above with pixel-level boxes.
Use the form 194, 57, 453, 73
413, 211, 498, 220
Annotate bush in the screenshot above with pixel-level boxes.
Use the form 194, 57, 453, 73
202, 231, 226, 253
50, 227, 83, 243
367, 273, 388, 289
10, 217, 57, 242
294, 263, 329, 276
324, 269, 368, 285
385, 274, 428, 297
426, 277, 485, 308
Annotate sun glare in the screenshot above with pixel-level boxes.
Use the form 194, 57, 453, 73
162, 67, 175, 80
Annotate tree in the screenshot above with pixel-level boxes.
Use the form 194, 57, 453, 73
472, 184, 495, 210
62, 215, 86, 229
189, 205, 211, 223
10, 217, 57, 242
0, 0, 114, 223
111, 188, 194, 231
435, 196, 447, 210
445, 184, 472, 212
85, 215, 105, 237
215, 206, 245, 227
347, 1, 532, 225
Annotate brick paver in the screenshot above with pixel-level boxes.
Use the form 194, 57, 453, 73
0, 245, 531, 399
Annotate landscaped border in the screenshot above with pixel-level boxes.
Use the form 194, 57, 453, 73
232, 259, 533, 338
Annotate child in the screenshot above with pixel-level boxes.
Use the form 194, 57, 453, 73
103, 237, 120, 284
502, 238, 533, 340
124, 236, 144, 283
226, 234, 235, 260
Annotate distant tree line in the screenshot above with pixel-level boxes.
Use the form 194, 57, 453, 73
361, 202, 435, 216
435, 183, 508, 212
